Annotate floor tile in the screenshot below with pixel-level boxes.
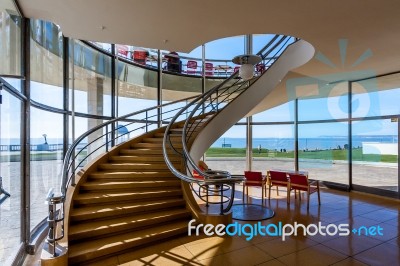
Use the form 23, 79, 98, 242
184, 236, 250, 261
384, 216, 400, 227
198, 246, 273, 266
277, 244, 347, 266
257, 259, 287, 266
353, 242, 400, 266
117, 240, 190, 264
255, 236, 318, 258
330, 257, 368, 266
387, 236, 399, 247
360, 209, 399, 222
350, 203, 384, 216
322, 234, 382, 256
118, 246, 198, 266
85, 256, 120, 266
318, 210, 352, 223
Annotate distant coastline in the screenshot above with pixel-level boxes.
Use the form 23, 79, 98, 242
212, 136, 398, 151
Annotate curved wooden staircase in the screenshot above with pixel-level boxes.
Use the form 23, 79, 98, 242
67, 124, 198, 265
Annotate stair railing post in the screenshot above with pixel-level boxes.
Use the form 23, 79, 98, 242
45, 190, 65, 258
146, 111, 148, 132
105, 125, 109, 152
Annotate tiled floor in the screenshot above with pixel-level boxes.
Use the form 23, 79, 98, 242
23, 186, 400, 266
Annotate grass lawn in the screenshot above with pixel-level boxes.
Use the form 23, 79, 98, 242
206, 147, 397, 163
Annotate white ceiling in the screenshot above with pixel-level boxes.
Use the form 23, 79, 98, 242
16, 0, 400, 114
17, 0, 400, 81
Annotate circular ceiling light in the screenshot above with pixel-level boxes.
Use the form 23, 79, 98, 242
232, 54, 262, 81
239, 64, 255, 80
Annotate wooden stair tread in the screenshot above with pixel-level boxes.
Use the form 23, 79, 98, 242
75, 188, 182, 200
132, 143, 184, 148
69, 208, 191, 241
88, 171, 176, 180
68, 220, 189, 264
80, 180, 181, 190
110, 155, 180, 162
70, 198, 186, 221
119, 148, 178, 155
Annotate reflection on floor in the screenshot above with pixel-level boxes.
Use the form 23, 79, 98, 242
23, 186, 399, 266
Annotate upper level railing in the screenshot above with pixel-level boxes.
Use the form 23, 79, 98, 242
163, 35, 295, 213
89, 36, 290, 78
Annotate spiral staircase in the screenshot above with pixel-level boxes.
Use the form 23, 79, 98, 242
42, 37, 314, 265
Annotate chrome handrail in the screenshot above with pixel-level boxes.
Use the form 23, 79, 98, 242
60, 94, 198, 195
163, 35, 295, 213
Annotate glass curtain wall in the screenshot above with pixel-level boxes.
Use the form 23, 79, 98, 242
0, 0, 23, 263
0, 89, 22, 265
351, 76, 399, 192
252, 124, 295, 174
30, 20, 63, 108
298, 122, 349, 185
251, 102, 295, 173
297, 89, 349, 185
0, 0, 21, 77
29, 20, 65, 231
71, 40, 112, 117
205, 125, 247, 175
29, 108, 63, 231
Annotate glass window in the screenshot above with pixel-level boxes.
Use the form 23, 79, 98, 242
162, 72, 202, 102
352, 75, 400, 118
0, 0, 21, 76
30, 20, 63, 108
0, 91, 21, 265
71, 40, 112, 116
298, 122, 349, 185
30, 108, 63, 231
252, 124, 295, 173
205, 36, 245, 61
72, 117, 113, 166
352, 119, 398, 191
253, 34, 276, 54
253, 101, 294, 122
205, 125, 246, 175
298, 82, 349, 121
117, 61, 158, 116
2, 77, 21, 92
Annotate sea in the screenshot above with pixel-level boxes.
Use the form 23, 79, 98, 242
212, 135, 398, 151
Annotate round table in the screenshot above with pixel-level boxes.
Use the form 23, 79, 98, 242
231, 204, 275, 221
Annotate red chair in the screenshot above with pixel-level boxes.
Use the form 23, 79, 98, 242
243, 171, 267, 203
116, 45, 128, 57
205, 62, 214, 76
192, 160, 208, 180
186, 60, 198, 75
288, 173, 320, 210
192, 161, 211, 206
133, 50, 148, 65
256, 63, 265, 75
267, 170, 290, 203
